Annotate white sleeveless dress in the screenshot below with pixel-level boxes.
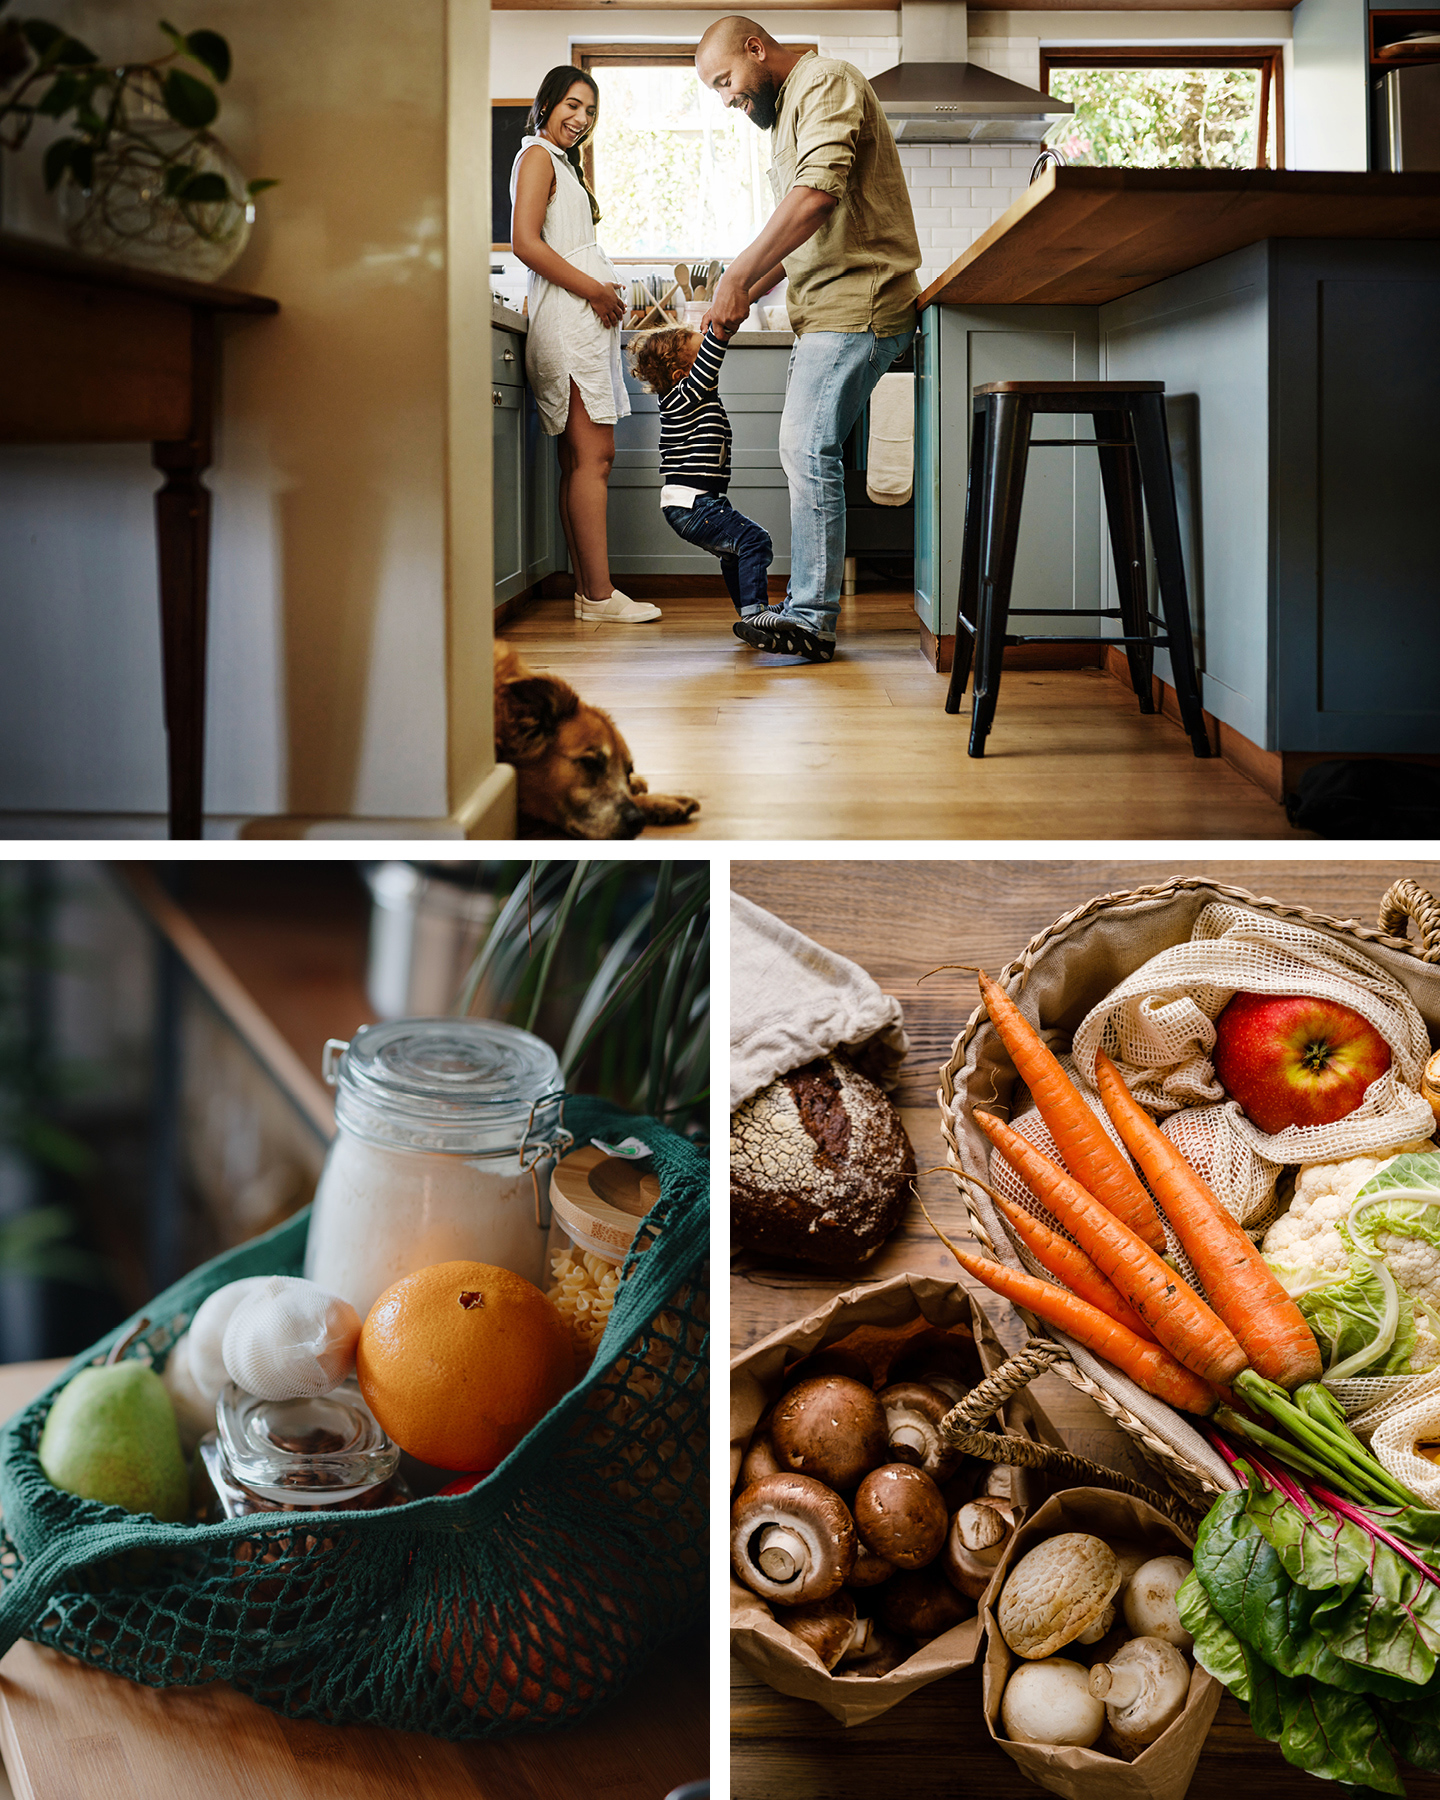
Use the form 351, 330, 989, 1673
510, 135, 630, 435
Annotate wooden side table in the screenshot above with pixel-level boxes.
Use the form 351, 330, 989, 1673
0, 233, 279, 839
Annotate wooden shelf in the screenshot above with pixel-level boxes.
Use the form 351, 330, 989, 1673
918, 166, 1440, 308
1371, 9, 1440, 62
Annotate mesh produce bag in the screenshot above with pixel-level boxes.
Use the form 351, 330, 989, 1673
0, 1097, 707, 1739
1068, 901, 1436, 1223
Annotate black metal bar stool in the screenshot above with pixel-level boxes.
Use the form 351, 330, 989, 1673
944, 380, 1211, 760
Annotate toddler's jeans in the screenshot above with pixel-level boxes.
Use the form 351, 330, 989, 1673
661, 494, 773, 617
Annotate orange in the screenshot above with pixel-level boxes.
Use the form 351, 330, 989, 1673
356, 1260, 575, 1471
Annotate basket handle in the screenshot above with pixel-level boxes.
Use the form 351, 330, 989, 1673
1379, 879, 1440, 964
938, 1339, 1205, 1534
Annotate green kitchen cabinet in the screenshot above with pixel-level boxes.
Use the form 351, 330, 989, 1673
914, 304, 1102, 658
493, 320, 563, 607
609, 335, 795, 574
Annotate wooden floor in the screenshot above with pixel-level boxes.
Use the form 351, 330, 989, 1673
499, 590, 1307, 842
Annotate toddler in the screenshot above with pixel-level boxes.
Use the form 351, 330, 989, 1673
627, 324, 772, 627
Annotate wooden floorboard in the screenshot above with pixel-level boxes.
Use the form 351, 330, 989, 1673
499, 592, 1306, 842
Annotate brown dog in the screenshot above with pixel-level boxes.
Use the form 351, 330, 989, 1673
494, 643, 700, 839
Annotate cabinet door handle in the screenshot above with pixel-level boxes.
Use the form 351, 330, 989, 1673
503, 348, 516, 362
492, 388, 504, 407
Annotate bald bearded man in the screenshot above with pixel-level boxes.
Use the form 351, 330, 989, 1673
696, 16, 920, 664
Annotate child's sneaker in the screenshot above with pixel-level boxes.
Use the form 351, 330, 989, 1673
575, 589, 662, 623
734, 608, 835, 663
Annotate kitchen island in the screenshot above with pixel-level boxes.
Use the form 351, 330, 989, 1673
915, 169, 1440, 792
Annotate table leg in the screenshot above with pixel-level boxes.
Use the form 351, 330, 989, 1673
152, 311, 216, 840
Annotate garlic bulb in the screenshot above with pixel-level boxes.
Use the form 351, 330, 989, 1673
161, 1332, 216, 1452
222, 1275, 361, 1401
186, 1276, 279, 1403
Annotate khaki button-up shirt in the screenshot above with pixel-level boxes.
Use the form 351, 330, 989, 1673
767, 51, 921, 337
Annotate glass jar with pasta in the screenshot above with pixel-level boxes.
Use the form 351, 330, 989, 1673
544, 1143, 658, 1367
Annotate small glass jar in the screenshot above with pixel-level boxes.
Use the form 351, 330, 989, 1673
304, 1018, 570, 1317
196, 1380, 410, 1517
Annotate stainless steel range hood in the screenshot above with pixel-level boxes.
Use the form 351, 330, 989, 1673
873, 1, 1073, 145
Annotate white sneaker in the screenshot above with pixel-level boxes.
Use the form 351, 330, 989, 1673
576, 588, 662, 623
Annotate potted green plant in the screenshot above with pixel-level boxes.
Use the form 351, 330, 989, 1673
0, 6, 275, 280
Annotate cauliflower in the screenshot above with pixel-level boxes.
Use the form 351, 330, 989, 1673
1263, 1139, 1440, 1376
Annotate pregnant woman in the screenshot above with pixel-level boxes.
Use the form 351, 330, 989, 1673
511, 68, 660, 624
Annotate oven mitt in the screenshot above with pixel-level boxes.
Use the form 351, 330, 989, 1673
730, 893, 908, 1110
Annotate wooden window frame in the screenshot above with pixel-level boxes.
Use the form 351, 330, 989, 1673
1040, 46, 1286, 169
571, 42, 817, 209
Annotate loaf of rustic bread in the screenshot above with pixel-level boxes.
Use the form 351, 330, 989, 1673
730, 1053, 915, 1266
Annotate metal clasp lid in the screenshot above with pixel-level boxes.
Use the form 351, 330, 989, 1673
323, 1038, 349, 1086
526, 1094, 572, 1229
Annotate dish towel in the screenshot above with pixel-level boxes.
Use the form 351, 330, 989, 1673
730, 893, 909, 1110
866, 371, 915, 507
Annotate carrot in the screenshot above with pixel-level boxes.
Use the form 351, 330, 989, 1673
1093, 1049, 1322, 1389
976, 1108, 1247, 1387
920, 1203, 1216, 1417
980, 1183, 1160, 1344
976, 968, 1166, 1252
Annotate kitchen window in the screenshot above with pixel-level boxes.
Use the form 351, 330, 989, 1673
1041, 48, 1285, 170
575, 44, 813, 258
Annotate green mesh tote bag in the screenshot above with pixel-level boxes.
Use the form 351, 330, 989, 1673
0, 1097, 707, 1739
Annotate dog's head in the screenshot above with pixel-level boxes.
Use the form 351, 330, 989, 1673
495, 671, 646, 839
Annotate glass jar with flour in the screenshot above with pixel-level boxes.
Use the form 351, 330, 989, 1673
304, 1018, 570, 1317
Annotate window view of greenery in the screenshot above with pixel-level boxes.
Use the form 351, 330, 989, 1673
590, 65, 776, 256
1047, 67, 1270, 168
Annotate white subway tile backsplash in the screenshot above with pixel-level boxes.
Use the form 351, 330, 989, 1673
913, 206, 952, 227
949, 206, 992, 227
970, 147, 1011, 168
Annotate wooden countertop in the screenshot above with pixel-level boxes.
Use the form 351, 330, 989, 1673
917, 167, 1440, 308
730, 856, 1440, 1800
0, 1354, 706, 1800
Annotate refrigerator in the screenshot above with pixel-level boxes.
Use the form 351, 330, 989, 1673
1385, 61, 1440, 170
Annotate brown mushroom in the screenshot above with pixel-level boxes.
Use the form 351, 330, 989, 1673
853, 1463, 948, 1570
771, 1376, 888, 1493
836, 1626, 910, 1679
879, 1566, 975, 1640
773, 1592, 872, 1671
944, 1497, 1019, 1598
846, 1542, 897, 1588
997, 1533, 1123, 1660
782, 1347, 875, 1390
731, 1473, 856, 1604
876, 1381, 964, 1482
739, 1430, 784, 1489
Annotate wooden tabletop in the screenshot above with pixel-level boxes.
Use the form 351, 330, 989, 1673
0, 1364, 707, 1800
730, 857, 1440, 1800
917, 168, 1440, 307
0, 231, 278, 314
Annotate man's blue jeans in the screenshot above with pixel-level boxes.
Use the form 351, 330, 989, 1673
662, 493, 774, 616
779, 326, 916, 641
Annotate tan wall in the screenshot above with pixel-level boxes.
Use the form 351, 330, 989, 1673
0, 0, 504, 830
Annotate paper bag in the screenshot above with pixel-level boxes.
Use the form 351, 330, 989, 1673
730, 1272, 1055, 1726
981, 1489, 1220, 1800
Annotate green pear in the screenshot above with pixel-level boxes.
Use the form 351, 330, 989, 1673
38, 1363, 189, 1522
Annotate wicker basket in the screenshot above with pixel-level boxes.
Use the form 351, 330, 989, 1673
937, 874, 1440, 1511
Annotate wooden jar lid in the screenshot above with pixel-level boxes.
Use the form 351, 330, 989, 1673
551, 1145, 661, 1262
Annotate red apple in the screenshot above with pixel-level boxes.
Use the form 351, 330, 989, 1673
1212, 991, 1391, 1133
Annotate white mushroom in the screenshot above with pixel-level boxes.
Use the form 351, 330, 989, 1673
1089, 1637, 1191, 1753
731, 1473, 857, 1604
1122, 1555, 1195, 1651
1001, 1658, 1106, 1747
998, 1533, 1123, 1660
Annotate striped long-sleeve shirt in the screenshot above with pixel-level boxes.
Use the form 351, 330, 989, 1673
658, 327, 732, 492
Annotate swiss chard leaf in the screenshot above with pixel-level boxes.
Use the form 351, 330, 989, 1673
1325, 1541, 1440, 1686
1378, 1685, 1440, 1773
1243, 1645, 1406, 1795
1178, 1569, 1251, 1702
1243, 1481, 1369, 1597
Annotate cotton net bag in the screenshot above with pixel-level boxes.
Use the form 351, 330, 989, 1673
1063, 901, 1436, 1226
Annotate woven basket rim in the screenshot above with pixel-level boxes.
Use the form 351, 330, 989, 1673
935, 873, 1440, 1504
